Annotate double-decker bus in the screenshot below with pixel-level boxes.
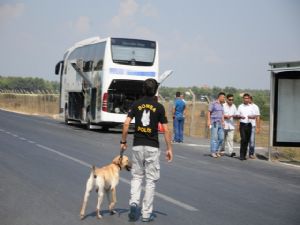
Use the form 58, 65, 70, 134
55, 37, 171, 130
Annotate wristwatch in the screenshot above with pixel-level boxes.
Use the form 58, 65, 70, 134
120, 141, 127, 144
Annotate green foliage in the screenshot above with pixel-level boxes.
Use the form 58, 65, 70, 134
0, 76, 59, 92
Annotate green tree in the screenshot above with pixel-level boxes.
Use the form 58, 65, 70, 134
0, 76, 59, 92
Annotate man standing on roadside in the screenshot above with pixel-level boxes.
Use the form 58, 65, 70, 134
248, 96, 261, 159
120, 78, 173, 222
237, 93, 256, 160
221, 94, 238, 157
207, 92, 225, 158
173, 91, 186, 143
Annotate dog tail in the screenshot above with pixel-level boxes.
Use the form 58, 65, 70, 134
92, 165, 97, 178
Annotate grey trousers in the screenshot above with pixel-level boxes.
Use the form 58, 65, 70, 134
129, 146, 160, 218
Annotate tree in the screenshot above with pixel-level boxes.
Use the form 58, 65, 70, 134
0, 76, 59, 92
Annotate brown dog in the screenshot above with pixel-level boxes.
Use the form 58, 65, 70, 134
80, 155, 131, 220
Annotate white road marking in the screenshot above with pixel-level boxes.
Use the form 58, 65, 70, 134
175, 155, 187, 159
119, 178, 198, 212
35, 144, 198, 211
35, 144, 92, 168
1, 128, 199, 212
155, 191, 198, 211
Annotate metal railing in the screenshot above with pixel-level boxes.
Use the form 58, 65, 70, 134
0, 89, 59, 94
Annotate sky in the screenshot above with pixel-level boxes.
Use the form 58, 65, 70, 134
0, 0, 299, 90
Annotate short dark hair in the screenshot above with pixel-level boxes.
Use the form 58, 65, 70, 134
218, 92, 226, 97
243, 93, 250, 98
176, 91, 181, 97
143, 78, 158, 97
226, 94, 233, 98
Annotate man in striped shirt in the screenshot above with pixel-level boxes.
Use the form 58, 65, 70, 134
207, 92, 225, 158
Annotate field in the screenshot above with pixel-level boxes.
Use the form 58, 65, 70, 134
0, 93, 59, 116
0, 93, 299, 162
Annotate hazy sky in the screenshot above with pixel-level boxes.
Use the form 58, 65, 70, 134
0, 0, 299, 89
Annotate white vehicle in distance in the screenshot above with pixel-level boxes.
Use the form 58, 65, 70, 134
55, 37, 172, 130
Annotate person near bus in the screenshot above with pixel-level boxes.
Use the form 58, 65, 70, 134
120, 78, 173, 222
172, 91, 186, 143
237, 93, 256, 160
207, 92, 225, 158
248, 95, 261, 159
221, 94, 238, 157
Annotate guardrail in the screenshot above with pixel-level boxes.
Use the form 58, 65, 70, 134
0, 89, 59, 94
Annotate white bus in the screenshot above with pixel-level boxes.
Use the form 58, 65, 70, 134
55, 37, 171, 130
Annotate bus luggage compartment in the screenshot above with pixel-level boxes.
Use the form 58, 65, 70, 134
106, 79, 144, 114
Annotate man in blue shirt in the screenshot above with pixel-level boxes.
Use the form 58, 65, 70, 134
173, 91, 186, 143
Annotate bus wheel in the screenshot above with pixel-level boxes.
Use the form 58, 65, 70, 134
101, 126, 109, 132
86, 119, 91, 130
64, 105, 69, 125
85, 110, 92, 130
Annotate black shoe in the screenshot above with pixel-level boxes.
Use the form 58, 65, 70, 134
128, 203, 138, 221
142, 213, 155, 222
240, 157, 246, 161
230, 153, 236, 157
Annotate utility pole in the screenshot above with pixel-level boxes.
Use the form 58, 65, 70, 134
189, 89, 196, 136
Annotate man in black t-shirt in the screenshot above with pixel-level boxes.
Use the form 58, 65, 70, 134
121, 78, 173, 222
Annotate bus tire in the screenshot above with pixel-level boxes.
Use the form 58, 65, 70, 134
86, 119, 91, 130
64, 104, 69, 125
85, 108, 92, 130
101, 126, 109, 132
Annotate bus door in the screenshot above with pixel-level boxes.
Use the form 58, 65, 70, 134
91, 88, 97, 120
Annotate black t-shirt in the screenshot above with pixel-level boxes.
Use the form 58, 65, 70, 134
128, 96, 168, 148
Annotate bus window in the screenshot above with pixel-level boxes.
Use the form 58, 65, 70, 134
83, 61, 93, 72
111, 38, 156, 66
94, 42, 106, 71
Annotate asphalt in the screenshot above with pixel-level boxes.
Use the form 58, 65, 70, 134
7, 107, 299, 167
169, 134, 300, 168
177, 135, 269, 158
1, 109, 300, 225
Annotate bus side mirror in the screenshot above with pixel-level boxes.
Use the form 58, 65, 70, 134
55, 61, 64, 75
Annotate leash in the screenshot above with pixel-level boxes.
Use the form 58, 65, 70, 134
119, 149, 124, 159
118, 149, 125, 170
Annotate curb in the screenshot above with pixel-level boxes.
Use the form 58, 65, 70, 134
173, 141, 300, 168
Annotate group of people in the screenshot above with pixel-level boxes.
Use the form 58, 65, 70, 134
207, 92, 261, 160
119, 81, 260, 222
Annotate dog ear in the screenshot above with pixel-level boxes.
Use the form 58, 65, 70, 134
112, 156, 121, 166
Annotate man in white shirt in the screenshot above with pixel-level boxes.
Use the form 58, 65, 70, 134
237, 93, 256, 160
248, 96, 261, 159
221, 94, 238, 157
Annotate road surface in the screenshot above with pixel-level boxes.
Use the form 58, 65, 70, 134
0, 109, 299, 225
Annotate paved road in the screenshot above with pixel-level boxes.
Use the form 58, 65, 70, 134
1, 109, 299, 225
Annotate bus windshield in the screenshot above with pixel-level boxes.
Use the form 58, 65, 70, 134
111, 38, 156, 66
